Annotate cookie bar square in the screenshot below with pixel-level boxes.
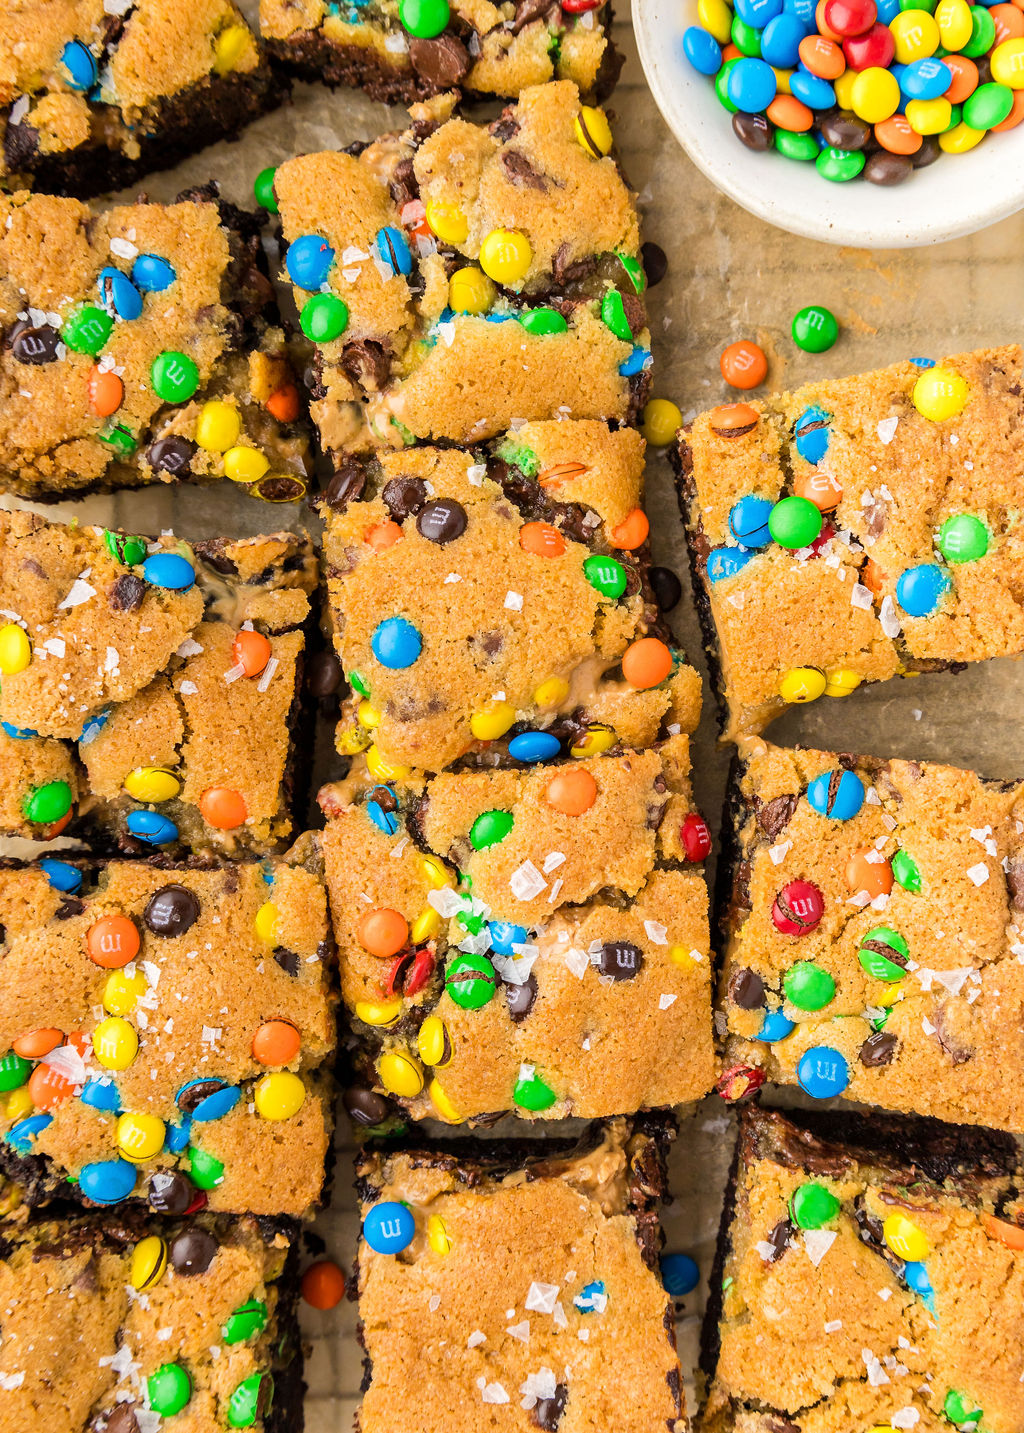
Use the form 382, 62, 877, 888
260, 0, 619, 108
355, 1117, 686, 1433
702, 1104, 1024, 1433
672, 344, 1024, 740
716, 739, 1024, 1131
0, 0, 283, 199
0, 514, 318, 855
0, 186, 309, 500
319, 737, 714, 1125
0, 1208, 302, 1432
322, 424, 701, 773
0, 850, 335, 1217
271, 82, 651, 456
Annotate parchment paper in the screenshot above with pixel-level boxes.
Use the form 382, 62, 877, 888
4, 8, 1024, 1425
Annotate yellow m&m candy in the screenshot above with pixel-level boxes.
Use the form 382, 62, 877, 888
883, 1212, 930, 1261
254, 1070, 306, 1120
479, 229, 532, 285
913, 365, 970, 420
0, 623, 30, 675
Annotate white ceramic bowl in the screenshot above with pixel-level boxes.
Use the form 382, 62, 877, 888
632, 0, 1024, 247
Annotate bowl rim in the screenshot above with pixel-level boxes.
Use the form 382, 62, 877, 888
632, 0, 1024, 249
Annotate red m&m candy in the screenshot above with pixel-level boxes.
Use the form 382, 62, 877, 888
681, 812, 712, 861
771, 880, 825, 935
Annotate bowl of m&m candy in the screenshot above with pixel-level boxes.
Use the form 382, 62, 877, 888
633, 0, 1024, 244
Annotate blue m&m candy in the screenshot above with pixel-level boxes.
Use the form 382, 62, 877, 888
727, 57, 778, 112
126, 810, 179, 845
1, 721, 38, 739
707, 547, 755, 583
287, 234, 336, 290
132, 254, 177, 292
784, 0, 815, 20
794, 406, 831, 464
79, 709, 109, 745
790, 69, 836, 109
363, 1200, 415, 1254
757, 1008, 795, 1041
177, 1079, 241, 1121
79, 1158, 137, 1204
143, 553, 195, 590
683, 25, 723, 73
165, 1120, 192, 1154
488, 921, 528, 954
728, 494, 774, 548
375, 226, 413, 276
366, 786, 399, 835
904, 1260, 932, 1295
660, 1252, 699, 1296
573, 1279, 608, 1312
97, 267, 143, 321
735, 0, 783, 24
797, 1045, 849, 1098
39, 858, 82, 893
60, 40, 98, 90
619, 346, 652, 377
900, 57, 952, 99
80, 1078, 121, 1112
6, 1113, 52, 1153
371, 617, 422, 669
761, 12, 807, 66
807, 768, 865, 820
896, 563, 951, 617
508, 731, 561, 763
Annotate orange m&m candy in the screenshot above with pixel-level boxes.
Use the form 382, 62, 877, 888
199, 787, 248, 830
991, 3, 1024, 42
875, 114, 923, 154
88, 366, 124, 417
253, 1019, 302, 1065
357, 908, 409, 959
266, 383, 301, 422
845, 846, 894, 899
942, 54, 978, 104
520, 522, 565, 558
545, 768, 598, 816
28, 1061, 76, 1109
302, 1259, 346, 1309
982, 1213, 1024, 1249
720, 340, 768, 390
622, 637, 672, 689
800, 33, 845, 77
993, 91, 1024, 131
365, 520, 403, 551
87, 914, 141, 969
232, 629, 272, 677
815, 0, 843, 39
610, 508, 650, 549
13, 1028, 63, 1059
795, 469, 843, 511
767, 95, 814, 131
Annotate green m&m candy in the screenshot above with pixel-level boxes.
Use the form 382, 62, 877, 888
943, 1389, 983, 1426
715, 59, 741, 113
22, 780, 72, 825
600, 289, 633, 342
731, 12, 762, 54
399, 0, 449, 36
0, 1052, 31, 1091
99, 422, 138, 454
783, 960, 836, 1011
938, 513, 988, 564
520, 307, 567, 336
62, 305, 112, 355
858, 926, 909, 982
300, 293, 349, 344
223, 1298, 268, 1344
147, 1362, 191, 1417
469, 809, 513, 849
151, 350, 199, 403
768, 495, 823, 550
104, 530, 147, 565
228, 1370, 274, 1428
892, 849, 922, 893
616, 251, 645, 294
816, 146, 866, 183
348, 670, 371, 699
514, 1070, 558, 1112
445, 953, 497, 1010
963, 82, 1013, 132
583, 554, 627, 598
254, 165, 279, 213
776, 130, 818, 162
189, 1145, 225, 1190
961, 5, 995, 57
790, 1181, 841, 1229
791, 305, 838, 355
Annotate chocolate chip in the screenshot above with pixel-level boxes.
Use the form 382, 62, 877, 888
755, 794, 797, 838
3, 119, 39, 170
649, 565, 681, 610
865, 152, 912, 186
340, 338, 390, 392
409, 33, 470, 87
620, 291, 646, 337
640, 241, 668, 288
382, 475, 428, 521
109, 574, 146, 612
307, 651, 342, 698
274, 948, 300, 976
144, 885, 200, 937
11, 323, 60, 364
146, 435, 195, 476
765, 1217, 795, 1261
417, 499, 468, 544
765, 1420, 802, 1433
168, 1229, 218, 1275
513, 0, 554, 30
504, 973, 538, 1022
934, 1004, 974, 1065
818, 110, 871, 151
533, 1383, 568, 1431
147, 1170, 195, 1215
96, 1405, 140, 1433
323, 459, 366, 510
1007, 857, 1024, 910
502, 150, 548, 191
389, 158, 419, 208
344, 1086, 394, 1128
728, 967, 765, 1009
253, 474, 306, 503
177, 1078, 230, 1115
596, 941, 643, 981
56, 897, 84, 919
859, 1029, 898, 1067
732, 111, 772, 151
